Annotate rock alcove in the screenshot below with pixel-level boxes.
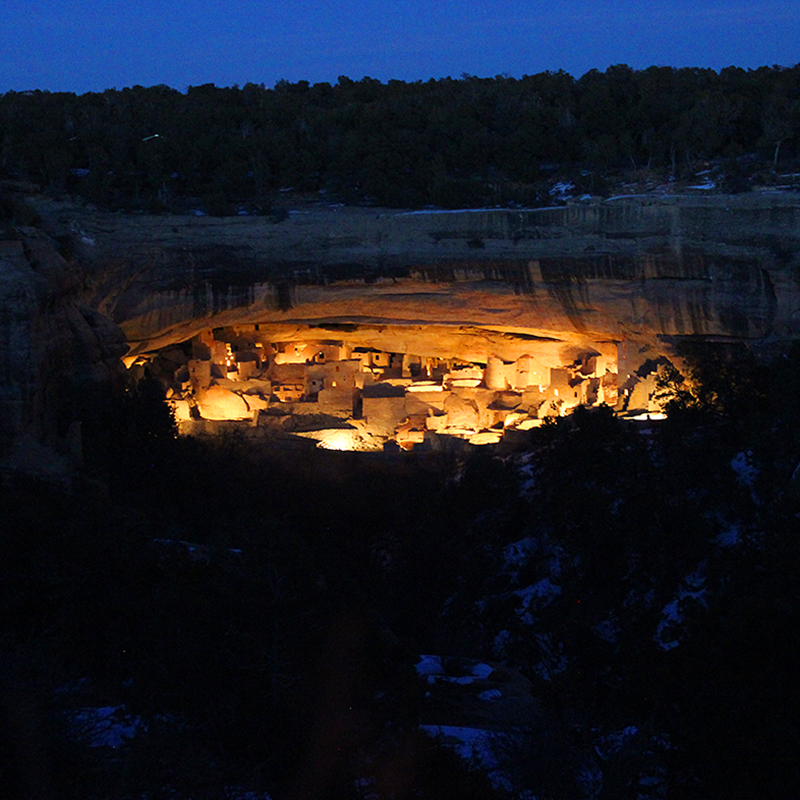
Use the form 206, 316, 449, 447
5, 192, 800, 463
132, 321, 667, 451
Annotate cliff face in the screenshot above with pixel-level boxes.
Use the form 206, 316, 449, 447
0, 226, 127, 475
30, 194, 800, 363
5, 192, 800, 466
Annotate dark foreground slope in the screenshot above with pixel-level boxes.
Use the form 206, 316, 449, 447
2, 343, 800, 799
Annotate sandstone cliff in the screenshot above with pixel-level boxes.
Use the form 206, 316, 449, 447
29, 193, 800, 365
0, 223, 127, 476
5, 191, 800, 465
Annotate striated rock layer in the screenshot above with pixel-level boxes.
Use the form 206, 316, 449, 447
30, 194, 800, 368
0, 225, 127, 474
4, 191, 800, 465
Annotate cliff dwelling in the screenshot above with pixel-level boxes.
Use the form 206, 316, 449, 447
9, 192, 794, 459
127, 323, 669, 452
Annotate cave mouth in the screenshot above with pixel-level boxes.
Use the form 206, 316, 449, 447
126, 322, 669, 451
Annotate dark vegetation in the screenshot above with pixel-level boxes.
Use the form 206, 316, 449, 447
3, 61, 800, 796
2, 342, 800, 798
2, 64, 800, 211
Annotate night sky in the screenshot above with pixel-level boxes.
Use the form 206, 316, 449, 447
2, 0, 799, 94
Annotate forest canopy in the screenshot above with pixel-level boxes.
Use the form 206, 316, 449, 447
1, 64, 800, 210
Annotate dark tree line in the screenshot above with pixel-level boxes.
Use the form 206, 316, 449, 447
2, 64, 800, 210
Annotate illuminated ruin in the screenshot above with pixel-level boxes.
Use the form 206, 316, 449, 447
129, 323, 671, 451
32, 194, 792, 455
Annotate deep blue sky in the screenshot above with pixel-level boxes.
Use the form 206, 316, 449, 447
2, 0, 799, 94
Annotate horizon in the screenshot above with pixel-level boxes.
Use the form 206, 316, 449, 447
2, 0, 800, 95
4, 60, 800, 98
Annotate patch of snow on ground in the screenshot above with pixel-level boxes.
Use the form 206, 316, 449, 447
532, 633, 568, 681
492, 629, 512, 658
471, 662, 494, 679
549, 181, 574, 200
655, 568, 708, 650
517, 460, 537, 496
605, 193, 653, 200
420, 725, 511, 790
575, 764, 604, 798
447, 665, 494, 685
70, 706, 140, 748
731, 450, 758, 487
716, 523, 742, 547
594, 725, 639, 759
415, 656, 494, 686
731, 450, 761, 505
415, 654, 446, 680
593, 617, 619, 643
503, 537, 537, 570
396, 207, 506, 216
515, 577, 562, 623
478, 688, 502, 701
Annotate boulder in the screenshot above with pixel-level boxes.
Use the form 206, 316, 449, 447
443, 393, 481, 430
196, 386, 250, 420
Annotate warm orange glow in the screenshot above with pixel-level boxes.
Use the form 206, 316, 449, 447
149, 326, 674, 449
629, 412, 667, 421
407, 383, 444, 393
295, 429, 375, 451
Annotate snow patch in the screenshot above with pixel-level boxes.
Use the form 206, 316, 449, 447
415, 655, 494, 685
655, 568, 708, 650
731, 450, 758, 487
396, 207, 505, 216
731, 450, 760, 505
415, 654, 446, 677
515, 577, 562, 621
593, 617, 619, 643
594, 725, 639, 759
492, 629, 511, 658
716, 523, 741, 547
503, 537, 537, 570
420, 725, 511, 790
471, 662, 494, 680
549, 181, 574, 200
70, 706, 140, 748
532, 634, 568, 680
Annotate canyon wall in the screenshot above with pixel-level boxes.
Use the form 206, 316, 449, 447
4, 191, 800, 466
29, 194, 800, 363
0, 223, 127, 475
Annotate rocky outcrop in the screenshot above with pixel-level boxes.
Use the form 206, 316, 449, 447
0, 226, 127, 477
29, 194, 800, 365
